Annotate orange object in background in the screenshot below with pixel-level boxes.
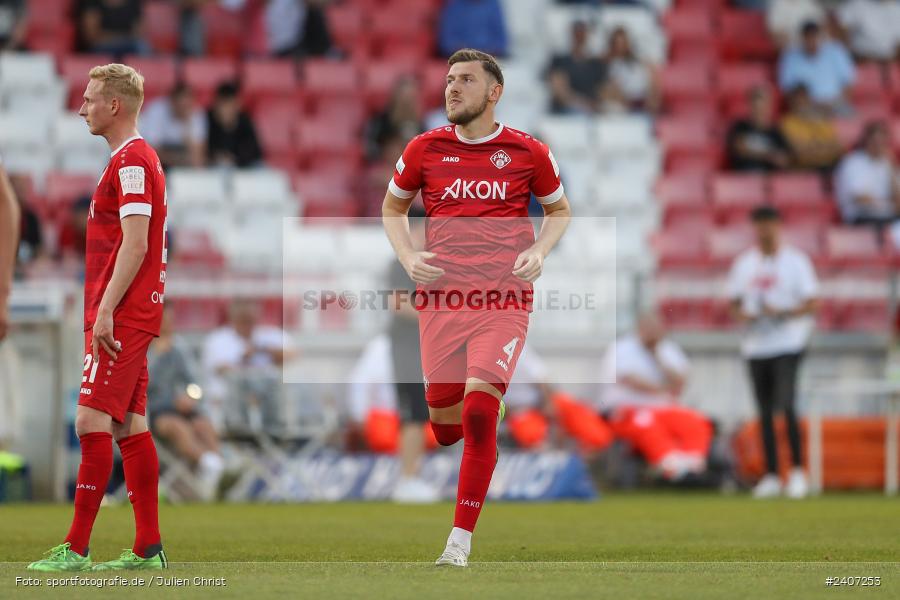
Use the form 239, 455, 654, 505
507, 410, 549, 449
732, 417, 900, 489
364, 409, 439, 454
552, 392, 615, 452
611, 404, 714, 465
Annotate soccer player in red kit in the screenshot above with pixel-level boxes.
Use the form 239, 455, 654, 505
382, 49, 571, 567
28, 64, 168, 572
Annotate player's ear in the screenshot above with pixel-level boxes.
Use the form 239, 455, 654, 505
490, 82, 503, 103
109, 96, 120, 116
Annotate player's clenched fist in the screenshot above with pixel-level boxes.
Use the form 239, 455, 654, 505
512, 248, 544, 282
401, 251, 445, 284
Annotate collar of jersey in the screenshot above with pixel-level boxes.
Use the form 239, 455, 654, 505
454, 123, 504, 144
111, 134, 143, 157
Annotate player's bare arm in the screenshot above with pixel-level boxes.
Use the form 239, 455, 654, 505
0, 163, 19, 341
512, 194, 571, 283
383, 190, 445, 284
92, 214, 150, 362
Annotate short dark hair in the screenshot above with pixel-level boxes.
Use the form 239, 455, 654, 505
751, 205, 781, 222
447, 48, 504, 86
801, 21, 820, 36
215, 81, 239, 99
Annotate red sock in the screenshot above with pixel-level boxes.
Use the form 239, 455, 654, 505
118, 431, 161, 558
454, 390, 500, 533
65, 432, 113, 556
430, 422, 463, 446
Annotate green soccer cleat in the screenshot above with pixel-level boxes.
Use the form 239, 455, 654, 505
496, 398, 507, 462
92, 548, 168, 571
26, 543, 92, 572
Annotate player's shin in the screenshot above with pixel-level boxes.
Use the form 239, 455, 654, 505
65, 432, 114, 556
453, 390, 501, 539
118, 431, 162, 558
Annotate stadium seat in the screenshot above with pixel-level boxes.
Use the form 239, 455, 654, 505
834, 118, 864, 149
201, 3, 245, 58
122, 56, 177, 101
144, 0, 180, 53
295, 121, 360, 165
0, 52, 56, 90
362, 60, 421, 111
44, 172, 97, 217
711, 174, 767, 223
326, 3, 365, 53
283, 225, 341, 274
658, 297, 718, 330
782, 225, 823, 262
652, 229, 708, 270
594, 116, 653, 152
769, 173, 826, 207
655, 174, 709, 226
168, 168, 229, 207
240, 60, 299, 107
708, 225, 754, 269
717, 64, 772, 103
254, 118, 296, 166
832, 299, 890, 332
303, 59, 359, 101
25, 25, 75, 62
660, 63, 712, 101
662, 10, 713, 41
0, 114, 49, 150
232, 169, 295, 210
850, 63, 886, 102
668, 40, 718, 69
718, 10, 776, 61
538, 116, 593, 158
825, 227, 889, 271
182, 57, 238, 107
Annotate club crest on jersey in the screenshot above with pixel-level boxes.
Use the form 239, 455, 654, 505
490, 150, 511, 170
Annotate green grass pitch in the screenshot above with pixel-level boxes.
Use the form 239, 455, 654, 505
0, 493, 898, 599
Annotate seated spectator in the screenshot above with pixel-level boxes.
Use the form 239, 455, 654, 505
546, 20, 607, 115
202, 299, 294, 432
265, 0, 332, 57
438, 0, 508, 58
57, 196, 91, 262
177, 0, 206, 56
0, 0, 26, 50
141, 82, 207, 169
767, 0, 824, 48
834, 121, 900, 226
206, 82, 263, 168
78, 0, 148, 57
835, 0, 900, 62
148, 308, 225, 501
778, 21, 855, 116
779, 84, 843, 171
362, 134, 406, 217
364, 77, 424, 161
602, 27, 660, 114
599, 313, 713, 481
726, 86, 791, 172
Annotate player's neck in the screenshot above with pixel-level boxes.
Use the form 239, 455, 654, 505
455, 114, 499, 142
104, 123, 141, 154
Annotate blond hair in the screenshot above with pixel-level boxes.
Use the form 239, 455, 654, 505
89, 63, 144, 112
448, 49, 504, 86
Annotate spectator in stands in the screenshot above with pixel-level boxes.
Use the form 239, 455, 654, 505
148, 308, 225, 501
178, 0, 207, 56
265, 0, 332, 57
726, 86, 791, 172
438, 0, 508, 58
206, 82, 264, 168
834, 121, 900, 226
546, 20, 607, 115
779, 84, 843, 171
602, 27, 660, 114
202, 299, 293, 433
0, 0, 27, 51
835, 0, 900, 62
57, 196, 92, 263
78, 0, 148, 57
6, 174, 42, 274
727, 206, 818, 499
141, 82, 208, 170
778, 21, 855, 116
598, 312, 712, 482
767, 0, 824, 48
362, 134, 406, 218
364, 77, 425, 161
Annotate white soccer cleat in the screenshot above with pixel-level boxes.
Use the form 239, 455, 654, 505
435, 542, 469, 567
785, 468, 808, 499
391, 477, 440, 504
752, 473, 782, 498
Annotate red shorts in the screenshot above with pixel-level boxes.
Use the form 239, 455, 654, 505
78, 325, 155, 423
418, 309, 529, 408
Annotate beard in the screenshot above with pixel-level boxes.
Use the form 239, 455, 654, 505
446, 93, 489, 125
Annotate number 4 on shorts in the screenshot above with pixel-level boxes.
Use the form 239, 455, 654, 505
502, 337, 519, 363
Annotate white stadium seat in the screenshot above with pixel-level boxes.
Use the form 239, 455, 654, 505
168, 168, 228, 207
0, 52, 57, 90
232, 168, 294, 210
0, 114, 50, 149
336, 226, 394, 273
537, 115, 593, 159
594, 115, 653, 152
283, 225, 341, 274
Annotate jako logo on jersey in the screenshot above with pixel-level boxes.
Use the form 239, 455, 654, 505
442, 156, 460, 162
76, 483, 97, 491
441, 179, 508, 200
459, 499, 481, 508
496, 358, 509, 372
490, 150, 511, 169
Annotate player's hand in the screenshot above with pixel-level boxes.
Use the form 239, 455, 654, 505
512, 248, 544, 282
400, 251, 445, 284
91, 311, 120, 362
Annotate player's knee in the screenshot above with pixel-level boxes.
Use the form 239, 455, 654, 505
74, 411, 110, 437
462, 393, 499, 425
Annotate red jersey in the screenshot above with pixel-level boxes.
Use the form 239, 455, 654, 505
84, 136, 167, 336
389, 123, 564, 311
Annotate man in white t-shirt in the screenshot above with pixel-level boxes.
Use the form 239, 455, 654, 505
140, 83, 207, 168
599, 313, 713, 481
727, 205, 819, 499
834, 121, 900, 226
202, 299, 294, 432
836, 0, 900, 61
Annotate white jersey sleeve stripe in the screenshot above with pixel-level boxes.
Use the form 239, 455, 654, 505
120, 202, 152, 218
388, 178, 418, 199
535, 183, 565, 205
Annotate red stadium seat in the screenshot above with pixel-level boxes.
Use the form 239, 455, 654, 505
666, 154, 720, 176
657, 117, 714, 153
240, 59, 299, 107
709, 225, 754, 267
717, 64, 772, 102
656, 173, 710, 226
362, 60, 421, 111
169, 230, 226, 269
420, 60, 450, 108
660, 63, 713, 101
834, 118, 864, 149
891, 120, 900, 155
61, 54, 114, 109
770, 173, 826, 207
833, 299, 890, 332
144, 1, 180, 53
303, 59, 359, 100
255, 119, 296, 164
326, 3, 365, 53
719, 10, 777, 61
310, 98, 368, 135
652, 229, 709, 270
850, 63, 886, 102
26, 25, 74, 61
45, 172, 96, 218
855, 99, 892, 122
669, 40, 718, 68
25, 0, 71, 35
825, 227, 889, 271
182, 57, 238, 107
782, 225, 823, 261
295, 122, 361, 164
123, 56, 177, 101
712, 174, 767, 222
658, 298, 720, 330
201, 3, 245, 58
662, 10, 714, 41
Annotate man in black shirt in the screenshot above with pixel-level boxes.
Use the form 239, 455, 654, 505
78, 0, 147, 57
546, 20, 607, 115
726, 86, 791, 172
206, 82, 263, 168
